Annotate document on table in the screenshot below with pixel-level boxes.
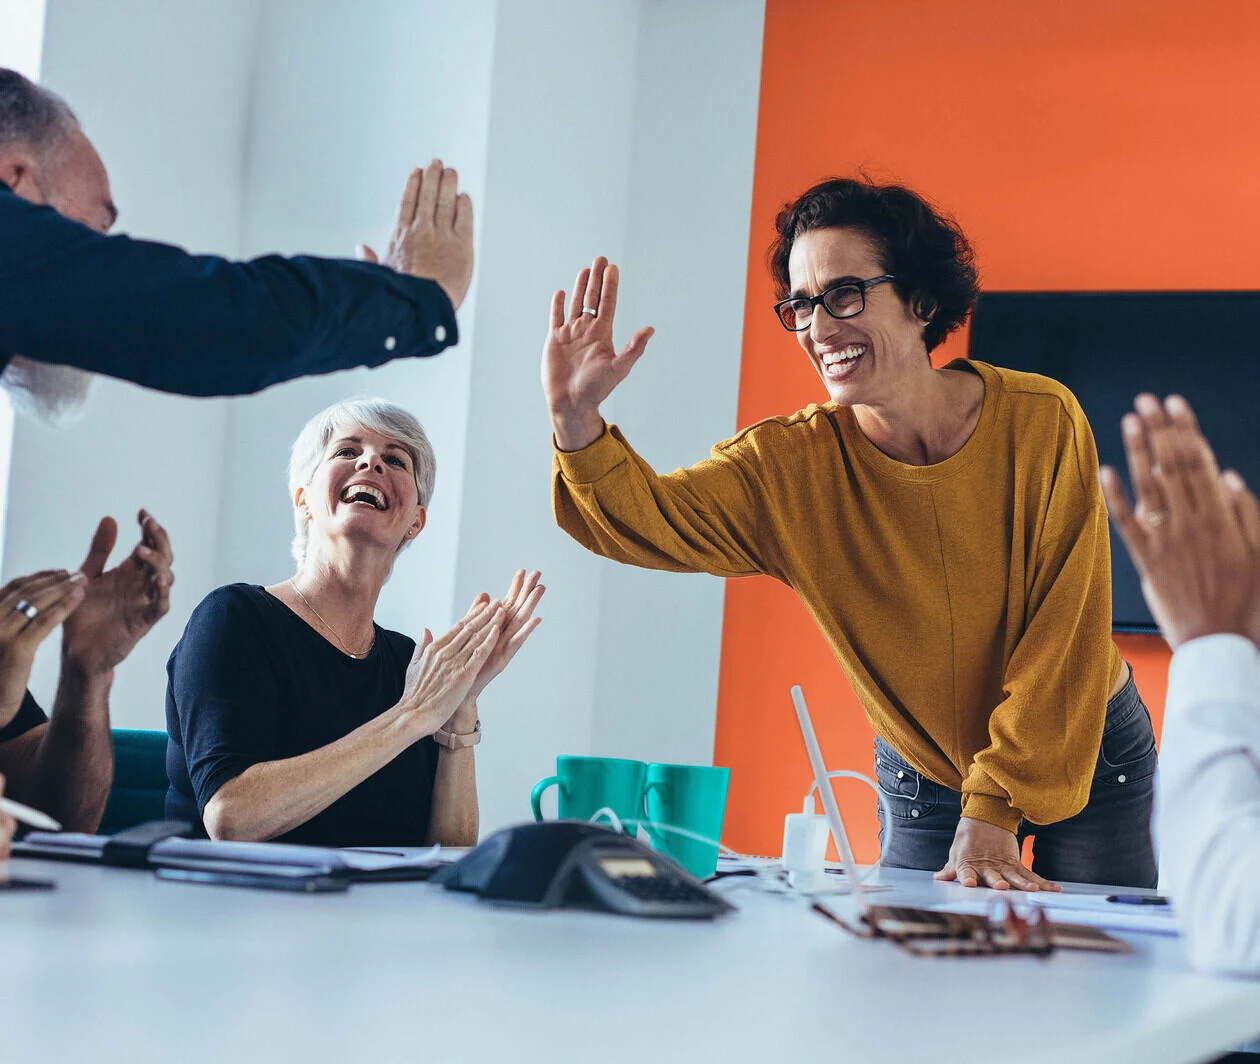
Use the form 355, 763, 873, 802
151, 838, 444, 875
11, 832, 446, 878
930, 892, 1181, 937
11, 832, 108, 860
715, 854, 850, 875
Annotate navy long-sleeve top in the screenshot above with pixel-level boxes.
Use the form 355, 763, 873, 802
165, 584, 440, 846
0, 183, 459, 396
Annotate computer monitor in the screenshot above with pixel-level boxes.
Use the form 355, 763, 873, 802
968, 291, 1257, 633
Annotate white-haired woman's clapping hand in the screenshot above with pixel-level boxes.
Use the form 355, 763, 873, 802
395, 597, 505, 738
463, 569, 545, 706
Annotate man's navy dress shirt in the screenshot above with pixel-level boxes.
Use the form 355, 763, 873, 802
0, 183, 458, 396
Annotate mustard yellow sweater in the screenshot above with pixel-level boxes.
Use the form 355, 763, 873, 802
553, 360, 1122, 833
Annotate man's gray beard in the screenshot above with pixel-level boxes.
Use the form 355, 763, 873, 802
0, 355, 94, 425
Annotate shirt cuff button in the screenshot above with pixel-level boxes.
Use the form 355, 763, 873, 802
434, 325, 447, 343
384, 336, 397, 351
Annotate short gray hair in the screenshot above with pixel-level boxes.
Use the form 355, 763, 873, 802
0, 69, 77, 155
288, 397, 436, 569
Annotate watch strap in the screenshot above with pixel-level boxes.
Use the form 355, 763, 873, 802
434, 719, 481, 749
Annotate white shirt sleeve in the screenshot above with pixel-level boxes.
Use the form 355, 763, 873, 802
1157, 633, 1260, 976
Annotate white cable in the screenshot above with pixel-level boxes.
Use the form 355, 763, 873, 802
586, 808, 789, 895
805, 769, 893, 885
588, 806, 625, 835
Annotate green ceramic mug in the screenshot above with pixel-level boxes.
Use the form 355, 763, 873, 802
530, 756, 648, 831
642, 763, 731, 879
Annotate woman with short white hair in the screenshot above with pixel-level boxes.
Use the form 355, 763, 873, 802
165, 397, 543, 846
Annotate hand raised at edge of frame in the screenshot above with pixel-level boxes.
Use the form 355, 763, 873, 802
358, 159, 475, 310
0, 774, 16, 860
543, 257, 655, 451
1100, 394, 1259, 649
0, 570, 86, 727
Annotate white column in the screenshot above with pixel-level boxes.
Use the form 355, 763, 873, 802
453, 0, 644, 831
456, 0, 765, 831
589, 0, 765, 766
216, 0, 498, 651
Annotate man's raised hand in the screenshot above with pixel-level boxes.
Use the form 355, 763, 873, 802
359, 160, 474, 311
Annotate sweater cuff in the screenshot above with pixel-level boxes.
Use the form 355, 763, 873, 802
1167, 634, 1260, 722
553, 423, 626, 484
960, 793, 1023, 834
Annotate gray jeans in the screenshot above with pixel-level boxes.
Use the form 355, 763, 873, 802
875, 669, 1158, 888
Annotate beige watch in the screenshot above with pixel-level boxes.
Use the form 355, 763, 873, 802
434, 719, 481, 749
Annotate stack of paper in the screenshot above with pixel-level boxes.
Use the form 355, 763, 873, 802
13, 832, 446, 881
931, 891, 1180, 937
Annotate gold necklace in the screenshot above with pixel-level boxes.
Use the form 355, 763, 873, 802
288, 578, 376, 659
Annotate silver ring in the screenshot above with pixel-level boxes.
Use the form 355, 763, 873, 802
1144, 508, 1170, 527
581, 307, 598, 316
14, 600, 37, 620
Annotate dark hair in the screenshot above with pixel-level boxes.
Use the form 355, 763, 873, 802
768, 177, 979, 353
0, 68, 77, 155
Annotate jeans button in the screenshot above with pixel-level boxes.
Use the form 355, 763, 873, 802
897, 770, 905, 780
1118, 774, 1127, 784
911, 809, 920, 818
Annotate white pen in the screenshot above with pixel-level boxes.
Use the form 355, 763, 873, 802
0, 796, 62, 832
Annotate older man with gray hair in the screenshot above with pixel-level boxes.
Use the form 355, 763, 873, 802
0, 68, 474, 417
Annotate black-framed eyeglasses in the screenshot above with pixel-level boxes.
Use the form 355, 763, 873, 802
773, 274, 897, 332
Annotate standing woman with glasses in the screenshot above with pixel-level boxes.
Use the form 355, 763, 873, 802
543, 177, 1158, 891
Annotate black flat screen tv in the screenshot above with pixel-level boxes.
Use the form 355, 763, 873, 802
968, 291, 1257, 634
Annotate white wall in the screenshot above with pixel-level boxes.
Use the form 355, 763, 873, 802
215, 0, 497, 651
0, 0, 47, 571
0, 0, 44, 76
5, 0, 259, 726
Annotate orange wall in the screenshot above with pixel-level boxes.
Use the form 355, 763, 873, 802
715, 0, 1260, 861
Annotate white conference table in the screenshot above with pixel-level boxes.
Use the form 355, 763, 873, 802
2, 857, 1259, 1064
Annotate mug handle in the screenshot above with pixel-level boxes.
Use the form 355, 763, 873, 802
640, 779, 667, 843
530, 776, 562, 821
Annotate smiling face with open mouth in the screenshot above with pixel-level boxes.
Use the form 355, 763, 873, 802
296, 422, 426, 556
787, 227, 931, 408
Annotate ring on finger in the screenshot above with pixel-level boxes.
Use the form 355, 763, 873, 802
581, 306, 598, 316
13, 600, 38, 620
1144, 508, 1170, 527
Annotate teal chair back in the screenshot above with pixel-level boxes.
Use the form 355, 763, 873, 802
99, 729, 169, 834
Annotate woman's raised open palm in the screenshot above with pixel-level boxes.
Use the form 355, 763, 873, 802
543, 257, 654, 450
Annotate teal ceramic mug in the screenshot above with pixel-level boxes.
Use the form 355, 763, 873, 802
530, 756, 648, 831
642, 763, 731, 879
